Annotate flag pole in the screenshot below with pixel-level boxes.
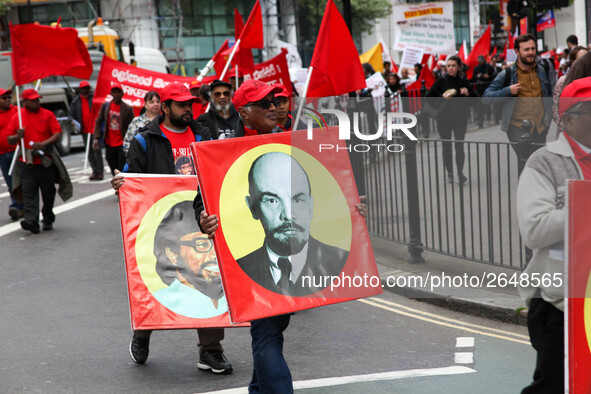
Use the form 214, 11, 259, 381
7, 145, 19, 176
219, 39, 241, 81
84, 129, 91, 173
15, 85, 25, 163
235, 64, 240, 89
197, 59, 215, 82
293, 66, 313, 131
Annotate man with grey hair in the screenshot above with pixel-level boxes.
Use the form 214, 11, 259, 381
238, 151, 348, 296
196, 80, 239, 139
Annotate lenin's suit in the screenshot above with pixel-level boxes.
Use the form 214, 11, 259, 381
236, 237, 349, 296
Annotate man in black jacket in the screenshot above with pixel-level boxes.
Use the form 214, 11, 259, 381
111, 83, 232, 374
196, 80, 239, 139
69, 81, 103, 180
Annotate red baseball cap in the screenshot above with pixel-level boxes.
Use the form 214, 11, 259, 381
22, 89, 42, 100
110, 83, 123, 92
559, 77, 591, 118
272, 83, 290, 98
233, 79, 283, 109
161, 82, 196, 102
228, 68, 244, 78
79, 81, 90, 88
189, 80, 202, 89
0, 88, 12, 97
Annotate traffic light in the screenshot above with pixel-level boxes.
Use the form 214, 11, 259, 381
507, 0, 530, 19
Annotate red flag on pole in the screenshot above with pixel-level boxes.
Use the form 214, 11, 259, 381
307, 0, 366, 97
212, 39, 230, 76
10, 23, 92, 85
458, 40, 468, 62
238, 0, 264, 49
231, 8, 255, 73
465, 24, 491, 79
406, 64, 436, 90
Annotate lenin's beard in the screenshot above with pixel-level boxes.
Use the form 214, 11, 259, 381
265, 222, 308, 256
177, 259, 224, 303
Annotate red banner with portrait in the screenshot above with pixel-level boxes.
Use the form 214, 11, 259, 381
567, 180, 591, 394
191, 128, 381, 323
118, 175, 248, 330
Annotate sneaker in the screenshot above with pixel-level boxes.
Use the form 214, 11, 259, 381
446, 173, 454, 184
8, 207, 18, 221
129, 335, 150, 364
42, 222, 53, 231
20, 220, 40, 234
198, 350, 233, 374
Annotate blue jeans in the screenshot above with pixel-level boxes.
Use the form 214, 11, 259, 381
249, 314, 293, 393
0, 151, 23, 210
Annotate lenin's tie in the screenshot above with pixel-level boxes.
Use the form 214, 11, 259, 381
277, 257, 292, 295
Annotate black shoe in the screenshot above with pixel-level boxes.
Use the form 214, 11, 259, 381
198, 350, 233, 374
42, 222, 53, 231
446, 173, 454, 184
20, 220, 40, 234
129, 335, 150, 364
8, 207, 18, 221
459, 175, 468, 185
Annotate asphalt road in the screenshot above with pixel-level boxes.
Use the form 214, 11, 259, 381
0, 149, 536, 393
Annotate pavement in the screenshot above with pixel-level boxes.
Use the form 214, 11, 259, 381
370, 227, 528, 327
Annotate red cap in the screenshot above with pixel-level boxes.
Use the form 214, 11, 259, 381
233, 79, 282, 109
189, 80, 202, 89
559, 77, 591, 118
110, 83, 123, 92
79, 81, 90, 88
161, 82, 196, 102
0, 88, 12, 97
272, 83, 290, 98
228, 68, 244, 78
22, 89, 42, 100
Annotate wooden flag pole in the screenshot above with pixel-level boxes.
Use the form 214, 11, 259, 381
292, 66, 314, 132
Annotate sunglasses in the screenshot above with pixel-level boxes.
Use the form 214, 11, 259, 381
245, 97, 281, 109
213, 91, 231, 97
179, 238, 213, 253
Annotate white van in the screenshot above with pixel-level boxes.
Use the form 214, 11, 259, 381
121, 46, 170, 74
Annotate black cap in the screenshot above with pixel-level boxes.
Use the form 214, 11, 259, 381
209, 79, 233, 91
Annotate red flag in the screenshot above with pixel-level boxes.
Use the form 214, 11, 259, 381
10, 23, 92, 85
503, 32, 515, 60
465, 24, 491, 79
458, 40, 468, 62
231, 8, 255, 73
406, 64, 436, 91
238, 0, 263, 49
212, 39, 230, 76
307, 0, 366, 97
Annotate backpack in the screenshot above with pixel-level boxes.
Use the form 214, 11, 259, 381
503, 58, 554, 90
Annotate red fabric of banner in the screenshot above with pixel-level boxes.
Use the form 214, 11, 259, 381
307, 0, 366, 97
10, 23, 92, 85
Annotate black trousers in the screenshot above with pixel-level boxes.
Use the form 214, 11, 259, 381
521, 292, 564, 394
19, 161, 58, 224
133, 328, 224, 354
437, 121, 467, 177
105, 145, 125, 176
82, 133, 104, 175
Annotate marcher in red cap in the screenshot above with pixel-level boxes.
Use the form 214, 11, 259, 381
6, 87, 65, 233
0, 87, 23, 220
93, 83, 134, 176
516, 76, 591, 394
271, 83, 298, 132
232, 79, 283, 136
161, 82, 196, 102
228, 68, 244, 91
70, 80, 102, 179
79, 81, 90, 89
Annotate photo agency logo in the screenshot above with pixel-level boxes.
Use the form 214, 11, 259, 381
304, 107, 419, 153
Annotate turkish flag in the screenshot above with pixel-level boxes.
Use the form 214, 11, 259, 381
238, 0, 264, 49
212, 39, 230, 76
307, 0, 366, 97
10, 23, 93, 85
465, 24, 491, 79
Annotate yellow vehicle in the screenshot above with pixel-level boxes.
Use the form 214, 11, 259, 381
76, 18, 121, 61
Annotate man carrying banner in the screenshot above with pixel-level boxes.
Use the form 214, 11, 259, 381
516, 77, 591, 393
195, 79, 366, 392
111, 83, 232, 374
6, 89, 63, 233
93, 84, 134, 176
196, 80, 239, 139
70, 81, 103, 180
0, 88, 23, 220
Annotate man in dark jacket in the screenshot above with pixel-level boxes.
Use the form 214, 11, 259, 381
111, 83, 231, 374
69, 81, 103, 180
93, 84, 134, 176
196, 80, 239, 139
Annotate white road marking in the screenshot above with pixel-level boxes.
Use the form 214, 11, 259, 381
456, 337, 475, 348
197, 366, 476, 394
454, 352, 474, 364
0, 189, 114, 238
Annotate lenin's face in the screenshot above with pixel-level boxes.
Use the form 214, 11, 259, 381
247, 153, 313, 256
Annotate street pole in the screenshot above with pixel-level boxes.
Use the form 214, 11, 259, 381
342, 0, 352, 34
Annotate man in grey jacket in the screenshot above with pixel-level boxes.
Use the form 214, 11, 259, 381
483, 34, 555, 150
516, 77, 591, 393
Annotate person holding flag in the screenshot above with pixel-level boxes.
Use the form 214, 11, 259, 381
0, 88, 23, 220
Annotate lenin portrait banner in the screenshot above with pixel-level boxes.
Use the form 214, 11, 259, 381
191, 128, 382, 323
118, 175, 247, 330
567, 180, 591, 394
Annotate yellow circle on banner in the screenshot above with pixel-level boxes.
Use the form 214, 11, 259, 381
135, 190, 197, 293
584, 272, 591, 354
219, 143, 352, 260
